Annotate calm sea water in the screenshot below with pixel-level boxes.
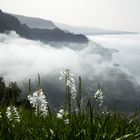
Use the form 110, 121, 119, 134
88, 34, 140, 84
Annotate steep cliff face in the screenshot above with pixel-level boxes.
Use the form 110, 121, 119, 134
0, 10, 31, 38
0, 10, 89, 44
22, 24, 88, 43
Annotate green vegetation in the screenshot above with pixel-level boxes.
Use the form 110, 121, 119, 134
0, 71, 140, 140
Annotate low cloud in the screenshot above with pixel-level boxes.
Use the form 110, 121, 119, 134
88, 34, 140, 83
0, 31, 113, 83
1, 31, 140, 111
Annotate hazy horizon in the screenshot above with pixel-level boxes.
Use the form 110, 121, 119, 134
0, 0, 140, 32
88, 34, 140, 84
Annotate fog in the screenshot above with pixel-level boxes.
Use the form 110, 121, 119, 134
88, 34, 140, 84
1, 31, 140, 111
0, 31, 114, 83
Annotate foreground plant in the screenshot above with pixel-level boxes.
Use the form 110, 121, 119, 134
27, 88, 48, 117
94, 84, 103, 106
0, 72, 140, 139
59, 69, 77, 99
5, 105, 20, 129
57, 109, 69, 125
59, 69, 77, 117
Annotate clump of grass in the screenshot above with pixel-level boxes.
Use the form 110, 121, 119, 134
0, 69, 140, 139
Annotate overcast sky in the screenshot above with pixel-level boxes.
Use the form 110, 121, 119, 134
0, 0, 140, 32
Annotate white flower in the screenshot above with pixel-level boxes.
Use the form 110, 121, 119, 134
59, 69, 77, 99
57, 109, 69, 125
57, 113, 63, 119
57, 109, 64, 119
59, 109, 64, 114
71, 86, 77, 99
94, 89, 103, 106
66, 80, 72, 86
6, 106, 20, 122
27, 89, 48, 117
64, 119, 69, 125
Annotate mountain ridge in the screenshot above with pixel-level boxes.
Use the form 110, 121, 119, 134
12, 12, 138, 35
0, 10, 88, 44
12, 14, 57, 30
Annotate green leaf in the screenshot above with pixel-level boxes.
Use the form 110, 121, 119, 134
116, 134, 133, 140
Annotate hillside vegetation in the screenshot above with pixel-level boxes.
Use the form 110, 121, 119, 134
0, 70, 140, 139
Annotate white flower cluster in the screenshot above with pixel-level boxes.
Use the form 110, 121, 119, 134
57, 109, 69, 125
94, 89, 103, 106
6, 106, 20, 122
56, 109, 64, 119
59, 69, 77, 99
27, 89, 48, 117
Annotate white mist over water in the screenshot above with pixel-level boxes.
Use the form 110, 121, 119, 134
88, 34, 140, 84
